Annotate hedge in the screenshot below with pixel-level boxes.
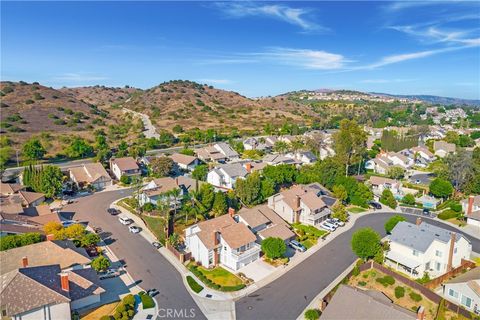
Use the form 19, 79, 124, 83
188, 265, 246, 292
438, 209, 459, 220
187, 276, 204, 293
409, 292, 422, 302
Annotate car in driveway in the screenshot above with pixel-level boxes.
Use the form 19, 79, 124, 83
289, 240, 307, 252
118, 216, 133, 225
128, 225, 141, 233
369, 201, 382, 210
108, 208, 121, 215
329, 218, 345, 227
98, 269, 121, 280
320, 222, 336, 232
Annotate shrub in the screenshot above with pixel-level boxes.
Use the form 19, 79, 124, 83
450, 202, 462, 213
261, 237, 287, 259
91, 255, 111, 272
352, 265, 360, 276
120, 175, 131, 184
99, 316, 112, 320
219, 284, 246, 292
438, 209, 459, 220
140, 294, 155, 309
122, 294, 135, 306
376, 275, 395, 287
358, 281, 367, 286
385, 215, 406, 234
304, 309, 321, 320
409, 292, 422, 302
394, 286, 405, 298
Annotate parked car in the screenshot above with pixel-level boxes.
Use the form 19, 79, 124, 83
422, 208, 430, 216
98, 269, 121, 280
147, 288, 160, 297
330, 218, 345, 227
128, 225, 141, 233
107, 208, 121, 215
118, 216, 133, 225
61, 220, 77, 227
320, 222, 336, 232
152, 242, 162, 249
369, 201, 382, 210
289, 240, 307, 252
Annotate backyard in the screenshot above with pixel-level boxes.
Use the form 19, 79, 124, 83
348, 269, 438, 320
292, 223, 328, 249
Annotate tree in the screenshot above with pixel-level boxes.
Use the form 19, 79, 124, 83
149, 157, 174, 177
445, 131, 460, 145
65, 224, 86, 239
387, 166, 405, 180
235, 172, 262, 206
384, 215, 406, 234
120, 175, 131, 185
261, 237, 287, 259
402, 193, 416, 205
44, 221, 63, 236
91, 255, 111, 272
198, 183, 215, 212
429, 178, 453, 198
192, 164, 208, 181
331, 203, 348, 222
332, 185, 348, 202
0, 146, 13, 170
273, 141, 289, 154
304, 309, 320, 320
351, 228, 381, 260
333, 119, 367, 176
22, 138, 46, 160
168, 233, 179, 248
380, 189, 397, 209
39, 165, 64, 198
142, 202, 156, 212
0, 233, 42, 251
64, 138, 93, 158
212, 192, 228, 216
260, 178, 276, 200
80, 233, 101, 247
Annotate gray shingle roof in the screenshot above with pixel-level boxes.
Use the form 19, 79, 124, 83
389, 221, 468, 253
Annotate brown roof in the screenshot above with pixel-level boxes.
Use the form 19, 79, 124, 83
143, 177, 180, 197
18, 190, 45, 205
70, 163, 111, 184
256, 205, 290, 227
220, 223, 257, 249
369, 176, 397, 186
237, 207, 271, 228
170, 153, 198, 166
301, 192, 327, 211
434, 141, 456, 153
411, 146, 434, 158
111, 157, 139, 171
258, 224, 295, 241
0, 223, 44, 235
195, 215, 235, 250
0, 182, 25, 195
0, 196, 24, 214
0, 240, 91, 274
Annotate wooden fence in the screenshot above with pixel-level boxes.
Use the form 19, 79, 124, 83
165, 243, 191, 263
424, 259, 476, 290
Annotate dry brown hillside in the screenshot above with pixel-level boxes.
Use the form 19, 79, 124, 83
60, 85, 142, 107
122, 80, 314, 131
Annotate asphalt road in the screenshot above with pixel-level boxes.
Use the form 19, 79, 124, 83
235, 213, 480, 320
64, 189, 206, 320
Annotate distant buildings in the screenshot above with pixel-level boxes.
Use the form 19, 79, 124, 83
195, 142, 239, 163
433, 141, 456, 158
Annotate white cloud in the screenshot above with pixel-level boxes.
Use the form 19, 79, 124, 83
216, 3, 326, 32
196, 79, 233, 85
256, 47, 348, 70
360, 79, 416, 84
53, 72, 108, 82
390, 25, 480, 46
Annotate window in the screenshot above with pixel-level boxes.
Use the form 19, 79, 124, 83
454, 247, 457, 253
461, 295, 472, 308
412, 250, 419, 256
436, 262, 441, 271
435, 250, 442, 257
448, 289, 459, 299
425, 262, 430, 270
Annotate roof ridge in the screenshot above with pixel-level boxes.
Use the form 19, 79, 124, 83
19, 266, 71, 302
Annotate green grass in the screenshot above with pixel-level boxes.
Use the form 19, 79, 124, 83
292, 223, 328, 238
143, 216, 166, 244
139, 292, 155, 309
300, 238, 317, 249
196, 266, 243, 286
186, 276, 204, 293
347, 206, 367, 213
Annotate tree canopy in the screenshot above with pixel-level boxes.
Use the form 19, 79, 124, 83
351, 227, 382, 260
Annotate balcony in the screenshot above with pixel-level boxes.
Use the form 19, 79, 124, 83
230, 243, 261, 261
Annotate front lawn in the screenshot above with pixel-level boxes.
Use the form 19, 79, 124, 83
139, 292, 155, 309
186, 275, 204, 293
292, 223, 328, 249
143, 216, 166, 244
347, 206, 367, 214
188, 264, 245, 291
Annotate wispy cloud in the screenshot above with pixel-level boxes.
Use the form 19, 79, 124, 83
215, 2, 326, 32
196, 78, 233, 85
360, 79, 416, 84
390, 25, 480, 46
256, 47, 348, 70
53, 72, 108, 82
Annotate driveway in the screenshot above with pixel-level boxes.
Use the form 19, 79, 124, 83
409, 173, 434, 185
235, 212, 480, 320
63, 189, 206, 320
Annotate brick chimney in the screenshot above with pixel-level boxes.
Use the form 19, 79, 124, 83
21, 256, 28, 268
228, 207, 235, 217
213, 231, 220, 246
467, 195, 475, 216
60, 273, 69, 292
447, 232, 456, 272
416, 217, 422, 226
245, 163, 252, 173
175, 177, 179, 186
46, 234, 55, 241
295, 195, 301, 223
416, 306, 425, 320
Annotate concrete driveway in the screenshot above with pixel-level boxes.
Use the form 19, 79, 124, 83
237, 259, 276, 283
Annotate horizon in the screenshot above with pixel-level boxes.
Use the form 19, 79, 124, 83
2, 1, 480, 99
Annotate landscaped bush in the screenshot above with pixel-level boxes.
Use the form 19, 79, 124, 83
0, 233, 43, 251
304, 309, 321, 320
186, 276, 204, 293
358, 281, 367, 286
394, 286, 405, 298
111, 294, 136, 320
450, 202, 462, 213
99, 316, 112, 320
409, 292, 422, 302
438, 209, 459, 220
219, 284, 246, 292
139, 292, 155, 309
375, 275, 395, 287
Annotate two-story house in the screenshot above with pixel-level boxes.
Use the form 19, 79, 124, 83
267, 184, 335, 227
207, 163, 249, 190
109, 157, 140, 180
184, 214, 260, 271
385, 219, 472, 278
285, 151, 317, 164
139, 176, 201, 207
442, 268, 480, 314
195, 142, 239, 163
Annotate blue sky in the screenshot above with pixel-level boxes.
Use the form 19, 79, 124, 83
2, 1, 480, 99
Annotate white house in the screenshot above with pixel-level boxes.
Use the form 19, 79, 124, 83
207, 163, 249, 190
109, 157, 140, 180
442, 268, 480, 314
434, 141, 456, 158
267, 184, 336, 227
285, 151, 317, 164
365, 157, 391, 175
243, 137, 267, 151
169, 153, 200, 172
368, 176, 402, 196
385, 219, 472, 278
184, 214, 260, 271
69, 163, 112, 190
461, 195, 480, 227
139, 176, 201, 207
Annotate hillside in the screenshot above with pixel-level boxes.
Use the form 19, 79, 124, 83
60, 85, 142, 107
370, 92, 480, 107
122, 80, 313, 131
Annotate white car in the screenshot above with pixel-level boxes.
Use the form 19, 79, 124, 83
330, 218, 345, 227
118, 216, 133, 225
320, 222, 336, 232
128, 225, 141, 233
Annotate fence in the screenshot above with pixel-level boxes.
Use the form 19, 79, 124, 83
424, 259, 476, 290
165, 243, 191, 263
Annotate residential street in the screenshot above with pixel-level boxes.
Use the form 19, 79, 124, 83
235, 213, 480, 320
63, 189, 206, 320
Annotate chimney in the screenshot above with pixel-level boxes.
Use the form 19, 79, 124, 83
21, 256, 28, 268
467, 195, 475, 216
213, 231, 219, 246
416, 217, 422, 226
228, 207, 235, 217
175, 177, 179, 186
60, 273, 69, 292
245, 163, 252, 173
46, 234, 55, 241
296, 195, 301, 210
447, 232, 456, 272
416, 306, 425, 320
